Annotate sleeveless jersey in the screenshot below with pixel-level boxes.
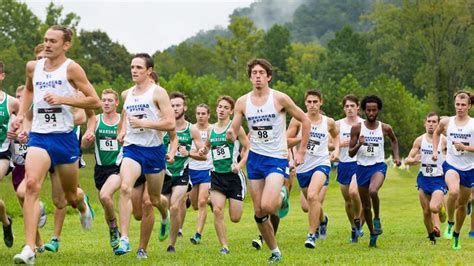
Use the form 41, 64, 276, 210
0, 93, 11, 152
164, 122, 192, 176
188, 127, 213, 170
209, 121, 240, 173
123, 84, 162, 147
32, 58, 76, 133
94, 114, 122, 166
419, 134, 444, 177
297, 115, 330, 173
357, 121, 385, 166
338, 117, 364, 163
446, 116, 474, 171
245, 89, 287, 159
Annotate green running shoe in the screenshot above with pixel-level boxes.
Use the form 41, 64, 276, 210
190, 233, 201, 245
109, 227, 121, 249
159, 210, 170, 241
452, 236, 461, 250
44, 238, 60, 253
443, 223, 454, 239
277, 186, 290, 218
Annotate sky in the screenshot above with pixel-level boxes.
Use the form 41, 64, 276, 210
22, 0, 254, 54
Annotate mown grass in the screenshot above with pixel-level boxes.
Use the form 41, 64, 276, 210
0, 154, 473, 265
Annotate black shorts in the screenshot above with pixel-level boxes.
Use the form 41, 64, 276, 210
162, 168, 190, 195
134, 175, 146, 188
0, 150, 13, 176
211, 171, 246, 201
94, 164, 120, 190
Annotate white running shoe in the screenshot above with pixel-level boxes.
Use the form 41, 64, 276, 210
38, 201, 47, 228
13, 245, 36, 264
80, 195, 94, 230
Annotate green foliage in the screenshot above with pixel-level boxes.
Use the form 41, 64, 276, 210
259, 24, 292, 82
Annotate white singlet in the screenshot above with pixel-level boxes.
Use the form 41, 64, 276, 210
419, 134, 444, 177
337, 117, 364, 163
357, 121, 385, 166
297, 115, 330, 173
446, 116, 474, 171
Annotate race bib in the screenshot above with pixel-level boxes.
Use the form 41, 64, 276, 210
212, 145, 231, 160
453, 141, 469, 156
306, 139, 320, 155
251, 126, 274, 143
14, 142, 28, 155
361, 143, 379, 157
421, 163, 438, 176
99, 138, 118, 151
37, 108, 64, 130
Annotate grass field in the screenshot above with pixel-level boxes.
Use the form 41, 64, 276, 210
0, 154, 473, 265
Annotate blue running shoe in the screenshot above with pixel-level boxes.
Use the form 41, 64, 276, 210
373, 218, 383, 235
469, 231, 474, 238
319, 216, 328, 240
268, 252, 282, 264
114, 238, 131, 256
167, 245, 175, 253
136, 248, 148, 259
304, 233, 316, 249
220, 247, 230, 255
350, 230, 358, 243
369, 234, 378, 247
357, 228, 364, 238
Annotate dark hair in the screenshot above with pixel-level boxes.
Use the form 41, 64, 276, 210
361, 95, 383, 111
425, 112, 439, 122
247, 58, 273, 78
49, 25, 74, 42
342, 94, 359, 106
217, 95, 235, 110
133, 53, 154, 70
304, 89, 322, 100
453, 90, 473, 105
0, 61, 4, 74
196, 103, 210, 114
150, 71, 159, 84
169, 91, 187, 105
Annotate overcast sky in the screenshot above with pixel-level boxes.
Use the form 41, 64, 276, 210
22, 0, 254, 54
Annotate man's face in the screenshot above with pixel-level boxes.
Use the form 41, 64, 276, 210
195, 107, 210, 124
305, 95, 322, 114
16, 90, 23, 102
171, 97, 186, 120
454, 95, 471, 116
216, 100, 233, 120
130, 58, 151, 84
343, 100, 359, 118
364, 102, 379, 122
101, 93, 118, 113
250, 64, 271, 89
425, 115, 439, 135
43, 29, 70, 59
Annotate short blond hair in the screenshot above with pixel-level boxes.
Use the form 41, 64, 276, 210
102, 88, 119, 101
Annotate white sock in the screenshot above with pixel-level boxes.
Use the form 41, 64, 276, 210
271, 247, 280, 254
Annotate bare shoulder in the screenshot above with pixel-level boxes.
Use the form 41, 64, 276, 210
121, 88, 131, 100
273, 90, 292, 105
381, 122, 393, 131
67, 61, 86, 76
26, 60, 37, 76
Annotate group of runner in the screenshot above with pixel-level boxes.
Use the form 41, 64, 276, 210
0, 25, 473, 264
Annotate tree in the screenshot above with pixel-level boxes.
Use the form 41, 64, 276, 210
215, 16, 264, 79
259, 24, 292, 82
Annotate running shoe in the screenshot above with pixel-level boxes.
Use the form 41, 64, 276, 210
350, 230, 358, 243
373, 218, 383, 235
13, 245, 35, 264
443, 223, 454, 239
166, 245, 175, 253
109, 227, 121, 249
304, 233, 316, 249
277, 186, 290, 218
190, 233, 201, 245
80, 194, 94, 230
252, 235, 263, 250
319, 216, 328, 240
220, 247, 230, 255
35, 245, 45, 253
452, 236, 461, 250
136, 248, 148, 259
468, 231, 474, 238
114, 238, 131, 256
44, 238, 60, 253
369, 234, 378, 247
159, 210, 170, 241
38, 201, 47, 228
177, 229, 183, 237
3, 216, 13, 248
268, 252, 282, 264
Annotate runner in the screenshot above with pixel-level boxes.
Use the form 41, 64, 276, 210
349, 95, 401, 248
227, 58, 310, 263
405, 112, 447, 244
432, 90, 474, 250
